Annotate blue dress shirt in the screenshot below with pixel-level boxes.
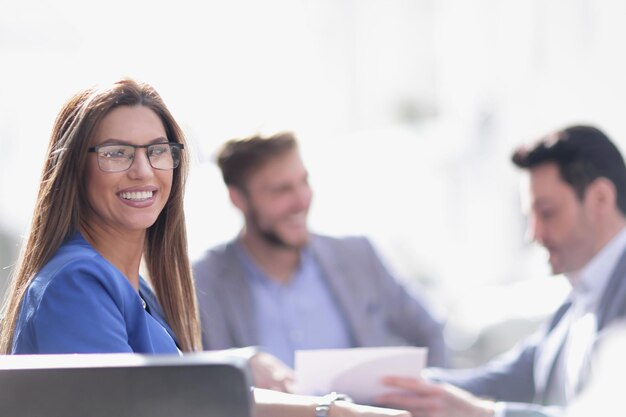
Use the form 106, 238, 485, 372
12, 232, 179, 355
236, 242, 352, 367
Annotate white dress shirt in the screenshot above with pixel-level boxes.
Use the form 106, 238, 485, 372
497, 226, 626, 417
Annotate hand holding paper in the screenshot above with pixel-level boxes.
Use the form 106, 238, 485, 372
294, 346, 427, 404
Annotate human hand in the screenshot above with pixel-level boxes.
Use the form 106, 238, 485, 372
252, 388, 412, 417
249, 351, 296, 393
376, 376, 494, 417
330, 401, 412, 417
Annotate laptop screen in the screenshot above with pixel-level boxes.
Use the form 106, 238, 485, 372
0, 351, 253, 417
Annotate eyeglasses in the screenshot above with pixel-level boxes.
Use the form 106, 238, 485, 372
88, 142, 184, 172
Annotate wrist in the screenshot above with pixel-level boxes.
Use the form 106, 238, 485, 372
475, 399, 496, 417
315, 392, 352, 417
227, 346, 261, 360
490, 401, 506, 417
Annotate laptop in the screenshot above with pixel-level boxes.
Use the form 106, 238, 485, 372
0, 351, 253, 417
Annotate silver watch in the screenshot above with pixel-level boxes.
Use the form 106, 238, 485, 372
315, 392, 352, 417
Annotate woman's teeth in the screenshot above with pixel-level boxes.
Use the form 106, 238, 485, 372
119, 191, 153, 201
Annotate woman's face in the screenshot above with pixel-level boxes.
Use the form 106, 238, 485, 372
84, 105, 174, 235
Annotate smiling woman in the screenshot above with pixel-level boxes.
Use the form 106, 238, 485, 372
0, 78, 199, 354
83, 106, 176, 241
0, 77, 410, 417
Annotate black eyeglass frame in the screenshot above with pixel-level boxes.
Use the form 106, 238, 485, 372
87, 142, 184, 172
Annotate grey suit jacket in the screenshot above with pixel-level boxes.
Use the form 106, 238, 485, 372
192, 234, 448, 367
429, 245, 626, 417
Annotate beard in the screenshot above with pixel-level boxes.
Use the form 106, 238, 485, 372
247, 208, 308, 250
259, 228, 292, 248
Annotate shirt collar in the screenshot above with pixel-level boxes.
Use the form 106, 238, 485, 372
234, 238, 312, 285
567, 226, 626, 305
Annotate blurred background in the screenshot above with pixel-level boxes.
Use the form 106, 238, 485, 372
2, 0, 625, 367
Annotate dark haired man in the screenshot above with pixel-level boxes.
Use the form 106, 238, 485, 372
192, 131, 447, 371
378, 125, 626, 417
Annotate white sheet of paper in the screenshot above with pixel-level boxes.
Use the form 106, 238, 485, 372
294, 346, 427, 404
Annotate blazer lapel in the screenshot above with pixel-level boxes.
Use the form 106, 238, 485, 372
309, 235, 364, 346
219, 240, 258, 347
536, 244, 626, 403
596, 245, 626, 330
533, 300, 572, 403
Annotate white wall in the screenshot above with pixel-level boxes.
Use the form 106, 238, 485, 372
2, 0, 624, 364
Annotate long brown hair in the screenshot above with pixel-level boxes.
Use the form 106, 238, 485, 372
0, 78, 201, 353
